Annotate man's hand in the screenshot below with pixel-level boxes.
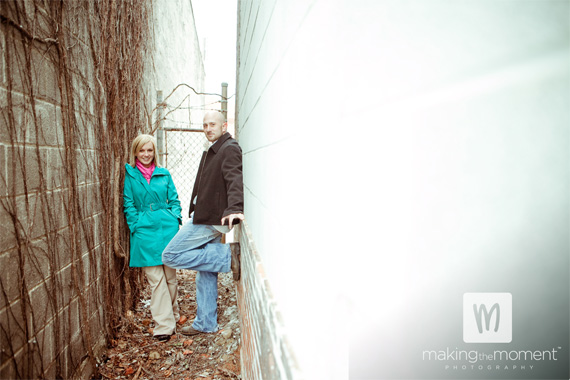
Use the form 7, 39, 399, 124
221, 213, 244, 229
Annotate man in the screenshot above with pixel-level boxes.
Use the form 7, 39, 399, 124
162, 110, 244, 336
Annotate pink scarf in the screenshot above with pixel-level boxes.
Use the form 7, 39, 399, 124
135, 158, 155, 184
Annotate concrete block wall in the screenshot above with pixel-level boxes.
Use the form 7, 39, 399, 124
0, 1, 205, 378
0, 4, 108, 377
236, 0, 568, 379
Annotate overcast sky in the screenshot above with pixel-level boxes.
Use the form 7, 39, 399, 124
192, 0, 238, 97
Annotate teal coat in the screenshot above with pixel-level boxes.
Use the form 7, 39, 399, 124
123, 163, 182, 267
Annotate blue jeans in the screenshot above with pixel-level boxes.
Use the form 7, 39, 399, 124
162, 219, 231, 332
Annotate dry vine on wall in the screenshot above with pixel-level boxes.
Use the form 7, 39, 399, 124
0, 1, 153, 378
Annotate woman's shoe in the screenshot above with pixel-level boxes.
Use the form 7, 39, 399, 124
155, 334, 172, 342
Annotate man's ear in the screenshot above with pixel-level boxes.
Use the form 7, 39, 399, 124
223, 122, 228, 132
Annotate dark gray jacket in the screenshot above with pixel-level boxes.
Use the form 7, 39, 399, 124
189, 132, 244, 225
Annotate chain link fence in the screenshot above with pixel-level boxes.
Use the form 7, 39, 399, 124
163, 129, 209, 223
156, 88, 230, 225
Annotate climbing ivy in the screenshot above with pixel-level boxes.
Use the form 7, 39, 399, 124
0, 1, 153, 377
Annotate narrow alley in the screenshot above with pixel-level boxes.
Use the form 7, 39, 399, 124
1, 0, 568, 379
96, 271, 240, 380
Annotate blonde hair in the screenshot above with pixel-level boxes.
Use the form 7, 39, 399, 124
129, 134, 159, 167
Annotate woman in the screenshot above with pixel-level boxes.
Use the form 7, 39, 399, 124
123, 134, 182, 341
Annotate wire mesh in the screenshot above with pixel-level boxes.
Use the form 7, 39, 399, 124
164, 129, 209, 223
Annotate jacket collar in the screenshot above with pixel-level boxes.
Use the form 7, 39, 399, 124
210, 132, 232, 154
125, 163, 151, 194
125, 163, 166, 203
125, 164, 168, 193
125, 163, 168, 178
125, 163, 141, 178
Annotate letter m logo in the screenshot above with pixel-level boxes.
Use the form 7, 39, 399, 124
474, 302, 500, 333
463, 293, 512, 343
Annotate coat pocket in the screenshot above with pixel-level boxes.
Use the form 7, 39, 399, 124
135, 211, 154, 230
165, 209, 181, 224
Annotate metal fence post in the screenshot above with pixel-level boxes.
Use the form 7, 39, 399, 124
221, 82, 228, 120
156, 90, 166, 166
188, 95, 192, 130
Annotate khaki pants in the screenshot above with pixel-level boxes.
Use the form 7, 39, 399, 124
143, 265, 180, 335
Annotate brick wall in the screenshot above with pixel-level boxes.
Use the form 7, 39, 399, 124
235, 222, 301, 379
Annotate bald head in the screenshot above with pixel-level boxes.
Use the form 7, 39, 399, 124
203, 110, 226, 123
203, 111, 228, 142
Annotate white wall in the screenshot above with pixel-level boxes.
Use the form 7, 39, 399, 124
150, 0, 206, 220
237, 0, 568, 379
151, 0, 205, 129
344, 2, 568, 379
237, 1, 349, 378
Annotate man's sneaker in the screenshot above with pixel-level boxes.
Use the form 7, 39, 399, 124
230, 242, 241, 281
180, 326, 203, 336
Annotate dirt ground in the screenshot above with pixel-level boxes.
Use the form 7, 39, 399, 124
95, 270, 241, 380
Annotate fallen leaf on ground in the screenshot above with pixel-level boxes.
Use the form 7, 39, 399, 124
125, 367, 134, 375
149, 351, 160, 360
221, 362, 239, 373
99, 271, 240, 380
178, 315, 188, 324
